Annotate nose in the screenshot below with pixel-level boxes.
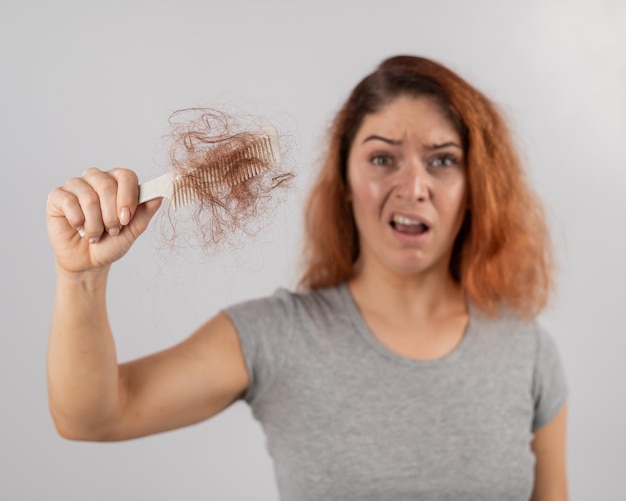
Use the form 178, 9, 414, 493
395, 158, 430, 202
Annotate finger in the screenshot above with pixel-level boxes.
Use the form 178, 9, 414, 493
47, 185, 86, 234
82, 168, 122, 239
66, 174, 106, 243
124, 197, 162, 240
109, 168, 139, 227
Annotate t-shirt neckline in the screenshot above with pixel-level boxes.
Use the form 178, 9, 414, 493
338, 281, 476, 367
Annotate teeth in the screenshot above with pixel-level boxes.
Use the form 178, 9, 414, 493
392, 214, 423, 226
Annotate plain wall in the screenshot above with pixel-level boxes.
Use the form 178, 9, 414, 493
1, 0, 624, 499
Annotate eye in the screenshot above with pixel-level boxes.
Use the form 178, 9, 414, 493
370, 153, 394, 167
429, 154, 459, 168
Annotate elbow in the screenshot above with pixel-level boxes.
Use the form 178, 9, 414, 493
50, 411, 114, 442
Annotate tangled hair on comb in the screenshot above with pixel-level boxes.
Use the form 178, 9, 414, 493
156, 107, 294, 253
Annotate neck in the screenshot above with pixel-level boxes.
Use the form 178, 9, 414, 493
348, 259, 466, 322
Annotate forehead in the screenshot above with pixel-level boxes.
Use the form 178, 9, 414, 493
355, 95, 461, 144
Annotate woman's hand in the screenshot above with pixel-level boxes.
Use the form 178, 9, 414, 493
46, 168, 250, 441
46, 167, 162, 274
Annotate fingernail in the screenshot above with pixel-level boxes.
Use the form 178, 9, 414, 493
77, 227, 86, 238
119, 207, 131, 226
108, 226, 120, 237
89, 236, 100, 244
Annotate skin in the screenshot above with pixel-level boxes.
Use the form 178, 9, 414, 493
46, 97, 567, 499
531, 404, 569, 501
346, 96, 469, 360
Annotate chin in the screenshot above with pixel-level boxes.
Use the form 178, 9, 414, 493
385, 253, 450, 278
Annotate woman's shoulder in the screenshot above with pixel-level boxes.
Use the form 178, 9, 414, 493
468, 302, 564, 372
224, 282, 349, 321
470, 301, 545, 336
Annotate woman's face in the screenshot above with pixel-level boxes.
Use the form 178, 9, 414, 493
347, 95, 468, 279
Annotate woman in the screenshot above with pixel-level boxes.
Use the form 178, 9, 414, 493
46, 55, 568, 500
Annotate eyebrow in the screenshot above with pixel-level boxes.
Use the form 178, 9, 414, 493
362, 135, 462, 150
424, 141, 463, 150
362, 135, 403, 145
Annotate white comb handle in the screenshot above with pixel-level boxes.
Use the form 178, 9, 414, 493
138, 173, 174, 204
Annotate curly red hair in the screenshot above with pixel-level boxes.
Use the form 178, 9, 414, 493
299, 55, 553, 317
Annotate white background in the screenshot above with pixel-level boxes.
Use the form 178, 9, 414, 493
1, 0, 624, 499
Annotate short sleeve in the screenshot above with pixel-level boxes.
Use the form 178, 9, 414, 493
531, 326, 568, 431
223, 288, 296, 405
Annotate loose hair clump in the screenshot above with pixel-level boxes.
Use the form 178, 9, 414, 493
158, 108, 294, 252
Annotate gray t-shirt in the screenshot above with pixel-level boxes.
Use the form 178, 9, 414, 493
225, 283, 567, 500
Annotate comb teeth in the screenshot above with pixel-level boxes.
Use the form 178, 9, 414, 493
171, 127, 280, 210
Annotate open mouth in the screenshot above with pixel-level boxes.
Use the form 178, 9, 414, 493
390, 214, 430, 235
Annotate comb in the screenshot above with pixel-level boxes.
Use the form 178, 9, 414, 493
138, 126, 281, 209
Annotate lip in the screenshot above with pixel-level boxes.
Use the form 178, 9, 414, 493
389, 210, 433, 228
388, 210, 432, 244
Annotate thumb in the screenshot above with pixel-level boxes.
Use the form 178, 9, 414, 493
126, 198, 163, 237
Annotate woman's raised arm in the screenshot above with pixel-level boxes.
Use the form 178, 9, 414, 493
46, 168, 249, 441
